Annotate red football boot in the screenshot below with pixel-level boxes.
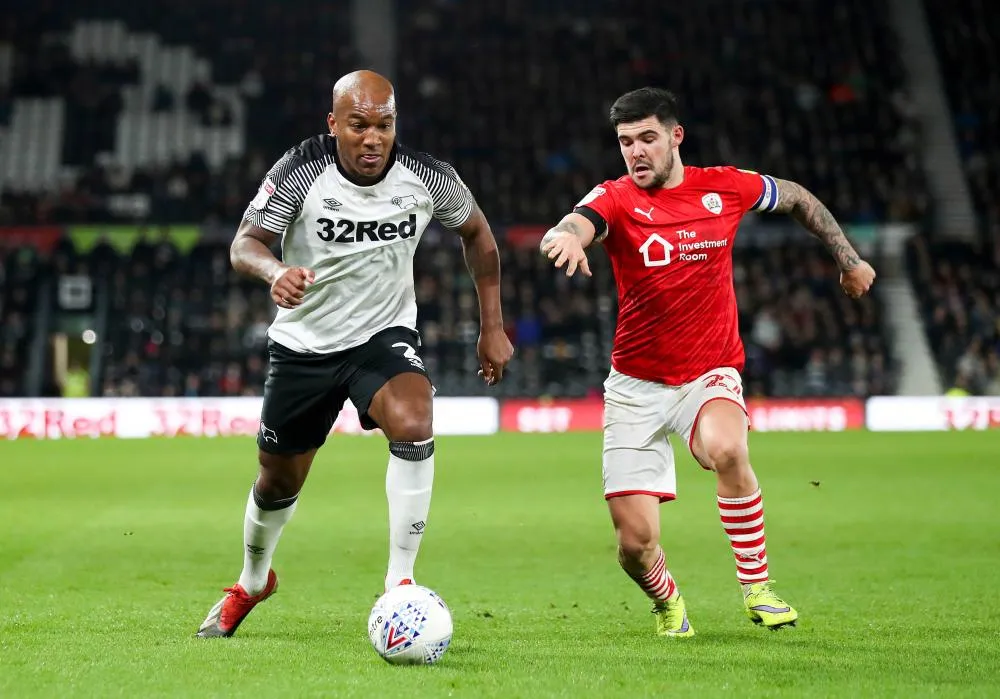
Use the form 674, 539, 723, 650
196, 569, 278, 638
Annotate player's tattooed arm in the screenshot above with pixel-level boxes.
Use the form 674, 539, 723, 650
540, 212, 596, 277
771, 179, 861, 271
540, 213, 597, 251
456, 206, 504, 330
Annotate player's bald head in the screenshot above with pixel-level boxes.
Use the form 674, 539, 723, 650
331, 70, 396, 117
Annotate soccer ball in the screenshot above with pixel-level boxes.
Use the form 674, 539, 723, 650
367, 584, 453, 665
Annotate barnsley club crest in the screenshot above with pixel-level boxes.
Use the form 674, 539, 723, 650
702, 192, 723, 215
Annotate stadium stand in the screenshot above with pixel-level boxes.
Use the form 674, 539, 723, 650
0, 0, 356, 226
0, 245, 44, 397
79, 233, 892, 400
397, 0, 927, 225
916, 0, 1000, 395
907, 236, 1000, 396
1, 0, 906, 399
96, 237, 272, 398
2, 0, 926, 228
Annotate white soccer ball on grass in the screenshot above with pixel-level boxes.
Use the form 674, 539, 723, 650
368, 584, 453, 665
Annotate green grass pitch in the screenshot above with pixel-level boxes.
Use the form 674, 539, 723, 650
1, 431, 998, 698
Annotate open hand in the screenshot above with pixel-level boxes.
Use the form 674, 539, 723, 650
541, 231, 592, 277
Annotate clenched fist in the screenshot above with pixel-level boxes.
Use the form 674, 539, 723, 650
270, 266, 315, 309
477, 327, 514, 386
840, 261, 876, 299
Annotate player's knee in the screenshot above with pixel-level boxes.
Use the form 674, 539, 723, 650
703, 438, 749, 473
381, 404, 433, 443
253, 474, 300, 503
256, 452, 307, 501
616, 524, 659, 564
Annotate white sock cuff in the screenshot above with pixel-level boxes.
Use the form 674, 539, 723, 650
246, 487, 298, 525
717, 488, 762, 505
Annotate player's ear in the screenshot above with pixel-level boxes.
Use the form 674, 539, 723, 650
326, 112, 336, 135
671, 124, 684, 146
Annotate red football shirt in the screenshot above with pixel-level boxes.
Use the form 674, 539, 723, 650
575, 165, 778, 385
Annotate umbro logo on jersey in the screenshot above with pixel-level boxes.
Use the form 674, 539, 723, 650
392, 194, 418, 210
314, 213, 417, 243
322, 198, 342, 211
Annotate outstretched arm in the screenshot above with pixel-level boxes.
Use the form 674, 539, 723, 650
771, 179, 859, 270
771, 179, 875, 297
456, 206, 513, 385
539, 212, 598, 277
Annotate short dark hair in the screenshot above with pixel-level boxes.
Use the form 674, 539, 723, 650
609, 88, 681, 129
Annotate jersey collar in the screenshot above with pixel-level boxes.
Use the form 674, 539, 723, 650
331, 135, 398, 187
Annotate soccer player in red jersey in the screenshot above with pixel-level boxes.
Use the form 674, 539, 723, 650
541, 88, 876, 637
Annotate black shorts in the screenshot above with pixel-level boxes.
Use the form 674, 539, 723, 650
257, 326, 430, 454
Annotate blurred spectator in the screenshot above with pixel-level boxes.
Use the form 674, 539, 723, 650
61, 361, 90, 398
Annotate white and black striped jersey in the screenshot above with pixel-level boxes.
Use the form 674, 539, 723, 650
243, 134, 476, 354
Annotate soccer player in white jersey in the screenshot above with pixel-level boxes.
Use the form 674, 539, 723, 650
196, 70, 513, 637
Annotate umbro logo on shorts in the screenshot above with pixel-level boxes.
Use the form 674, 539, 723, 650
392, 342, 425, 371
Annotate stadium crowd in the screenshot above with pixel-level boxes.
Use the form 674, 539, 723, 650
2, 0, 926, 228
918, 0, 1000, 395
0, 246, 40, 397
9, 232, 890, 401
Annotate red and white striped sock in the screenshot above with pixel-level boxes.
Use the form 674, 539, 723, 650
625, 548, 678, 604
718, 488, 769, 585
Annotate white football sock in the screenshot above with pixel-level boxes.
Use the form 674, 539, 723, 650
384, 439, 435, 589
237, 484, 298, 595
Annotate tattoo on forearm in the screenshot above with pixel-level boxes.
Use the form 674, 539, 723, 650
774, 180, 860, 271
542, 219, 581, 243
554, 220, 582, 236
